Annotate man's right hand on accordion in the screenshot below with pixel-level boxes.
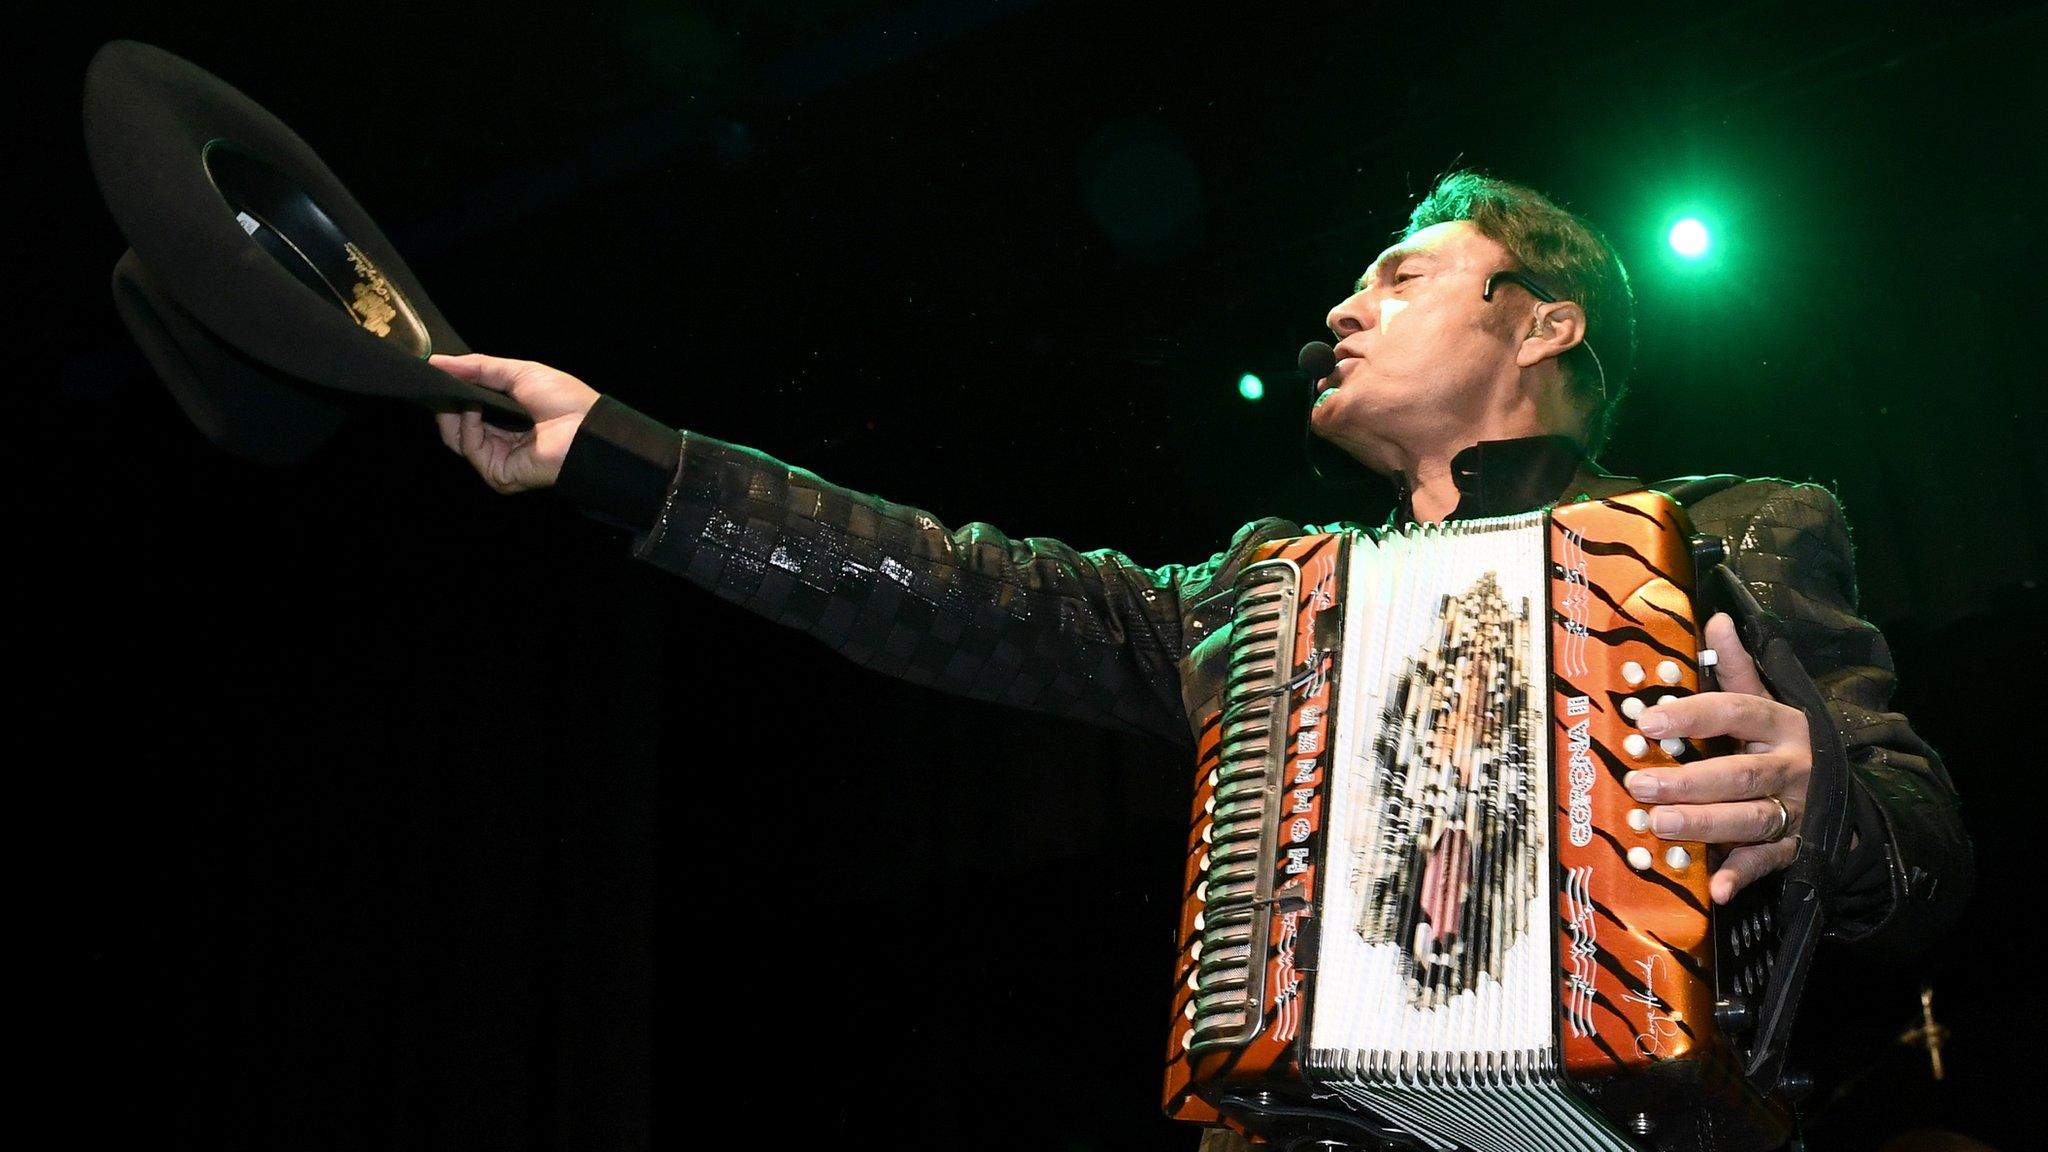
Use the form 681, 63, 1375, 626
1623, 611, 1812, 905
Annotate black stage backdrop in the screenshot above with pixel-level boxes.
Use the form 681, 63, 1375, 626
27, 3, 2046, 1149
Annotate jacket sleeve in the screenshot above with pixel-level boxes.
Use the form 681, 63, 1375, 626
555, 395, 1237, 749
1719, 480, 1973, 963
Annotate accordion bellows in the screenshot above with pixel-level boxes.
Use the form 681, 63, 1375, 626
1164, 492, 1791, 1152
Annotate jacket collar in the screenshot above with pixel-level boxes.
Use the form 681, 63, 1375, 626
1389, 434, 1640, 526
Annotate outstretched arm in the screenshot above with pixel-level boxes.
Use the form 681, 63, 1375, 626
431, 352, 1240, 748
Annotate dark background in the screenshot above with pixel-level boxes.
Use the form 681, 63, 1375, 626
28, 2, 2046, 1149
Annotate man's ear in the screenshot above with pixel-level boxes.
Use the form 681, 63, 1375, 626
1515, 301, 1585, 369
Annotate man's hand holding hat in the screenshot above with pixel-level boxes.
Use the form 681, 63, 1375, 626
432, 354, 599, 494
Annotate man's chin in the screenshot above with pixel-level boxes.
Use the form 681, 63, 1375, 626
1308, 389, 1342, 429
1308, 410, 1397, 477
1308, 399, 1359, 449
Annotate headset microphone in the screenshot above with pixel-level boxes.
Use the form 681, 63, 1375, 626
1298, 340, 1336, 381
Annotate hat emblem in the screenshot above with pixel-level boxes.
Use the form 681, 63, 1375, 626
343, 243, 397, 338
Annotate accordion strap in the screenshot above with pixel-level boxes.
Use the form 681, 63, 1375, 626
1652, 472, 1846, 1095
1648, 471, 1747, 508
1706, 560, 1853, 1096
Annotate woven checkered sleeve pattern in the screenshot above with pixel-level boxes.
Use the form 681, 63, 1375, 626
624, 428, 1255, 750
1693, 479, 1973, 963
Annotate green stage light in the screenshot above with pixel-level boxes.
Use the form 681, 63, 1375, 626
1238, 373, 1265, 401
1669, 218, 1710, 258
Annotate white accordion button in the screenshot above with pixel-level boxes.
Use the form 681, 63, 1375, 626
1181, 1028, 1195, 1051
1194, 911, 1206, 932
1657, 660, 1682, 684
1628, 846, 1654, 870
1660, 737, 1686, 757
1200, 823, 1213, 844
1623, 733, 1649, 757
1622, 696, 1645, 720
1699, 648, 1719, 668
1190, 939, 1203, 961
1665, 845, 1693, 870
1622, 660, 1646, 685
1628, 808, 1650, 832
1184, 998, 1197, 1020
1207, 769, 1218, 788
1658, 694, 1678, 708
1188, 968, 1200, 991
1204, 796, 1215, 815
1196, 880, 1208, 902
1197, 852, 1210, 872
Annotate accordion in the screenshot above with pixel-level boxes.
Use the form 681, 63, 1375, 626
1164, 491, 1805, 1152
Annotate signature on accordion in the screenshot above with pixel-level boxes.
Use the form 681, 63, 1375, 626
1164, 491, 1800, 1152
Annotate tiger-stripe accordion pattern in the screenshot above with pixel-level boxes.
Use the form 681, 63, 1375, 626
1163, 492, 1790, 1152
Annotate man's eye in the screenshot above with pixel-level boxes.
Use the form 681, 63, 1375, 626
1394, 273, 1421, 285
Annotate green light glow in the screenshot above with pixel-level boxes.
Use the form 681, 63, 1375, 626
1237, 373, 1264, 401
1669, 218, 1710, 258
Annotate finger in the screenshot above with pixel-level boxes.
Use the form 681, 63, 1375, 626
1641, 796, 1800, 846
460, 407, 485, 462
429, 352, 525, 395
489, 427, 535, 491
428, 352, 486, 379
435, 411, 461, 454
1704, 613, 1769, 698
1711, 839, 1800, 905
1625, 751, 1793, 806
1638, 690, 1799, 746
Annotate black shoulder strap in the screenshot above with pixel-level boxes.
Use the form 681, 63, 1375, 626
1649, 472, 1747, 509
1657, 473, 1847, 1101
1706, 567, 1852, 1098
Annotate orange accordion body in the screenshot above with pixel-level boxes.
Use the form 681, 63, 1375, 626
1163, 492, 1793, 1152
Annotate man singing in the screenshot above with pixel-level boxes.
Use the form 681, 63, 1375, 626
433, 170, 1970, 1137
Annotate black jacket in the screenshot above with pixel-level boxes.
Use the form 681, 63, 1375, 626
558, 396, 1972, 962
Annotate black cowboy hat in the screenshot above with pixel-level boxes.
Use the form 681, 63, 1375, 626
84, 39, 528, 466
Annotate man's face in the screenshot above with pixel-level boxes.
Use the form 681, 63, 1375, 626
1311, 220, 1530, 468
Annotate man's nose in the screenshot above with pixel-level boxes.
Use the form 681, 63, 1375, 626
1326, 289, 1375, 338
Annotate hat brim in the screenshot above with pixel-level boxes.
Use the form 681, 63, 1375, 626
112, 248, 353, 467
84, 40, 527, 427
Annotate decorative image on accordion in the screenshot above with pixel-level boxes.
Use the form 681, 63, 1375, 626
1164, 491, 1803, 1152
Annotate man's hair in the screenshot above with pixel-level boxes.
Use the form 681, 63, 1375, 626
1403, 171, 1636, 455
